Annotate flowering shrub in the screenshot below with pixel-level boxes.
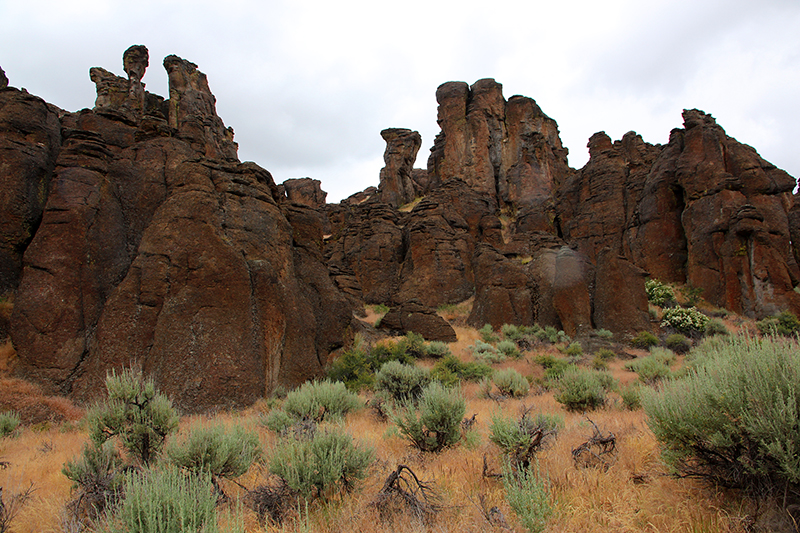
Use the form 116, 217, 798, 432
645, 279, 675, 307
661, 306, 709, 334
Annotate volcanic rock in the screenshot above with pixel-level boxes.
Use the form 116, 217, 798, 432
378, 128, 421, 207
379, 299, 457, 342
281, 177, 327, 208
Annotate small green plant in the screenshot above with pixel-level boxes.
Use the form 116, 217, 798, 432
260, 408, 295, 434
371, 304, 390, 315
0, 411, 20, 438
618, 384, 642, 410
374, 361, 431, 403
496, 339, 522, 359
62, 440, 124, 521
282, 380, 362, 423
165, 422, 261, 481
396, 332, 428, 359
704, 318, 730, 337
492, 368, 530, 398
645, 279, 675, 307
664, 333, 691, 354
502, 460, 553, 533
533, 354, 571, 383
430, 355, 493, 385
425, 341, 451, 359
479, 324, 499, 343
553, 367, 608, 412
756, 311, 800, 337
661, 306, 710, 334
87, 368, 179, 466
326, 342, 375, 391
470, 340, 506, 364
490, 410, 562, 470
391, 382, 466, 452
595, 329, 614, 340
501, 324, 523, 342
624, 354, 672, 385
561, 342, 583, 357
105, 466, 227, 533
631, 330, 659, 349
592, 349, 615, 371
269, 426, 374, 501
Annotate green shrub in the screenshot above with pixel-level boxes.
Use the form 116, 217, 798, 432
596, 329, 614, 340
492, 368, 530, 398
490, 411, 562, 469
591, 348, 615, 370
501, 323, 523, 342
105, 466, 225, 533
661, 306, 710, 334
553, 367, 608, 412
703, 318, 730, 337
533, 354, 571, 382
396, 332, 428, 359
624, 355, 671, 385
260, 408, 295, 434
502, 461, 553, 533
470, 340, 506, 364
756, 311, 800, 337
62, 440, 124, 520
374, 361, 431, 403
643, 335, 800, 494
87, 368, 179, 466
431, 355, 493, 385
496, 340, 522, 359
479, 324, 499, 343
645, 279, 675, 307
283, 380, 362, 423
269, 426, 373, 500
371, 304, 390, 315
618, 384, 642, 411
391, 382, 466, 452
0, 411, 20, 438
664, 333, 691, 354
326, 343, 375, 391
425, 341, 451, 359
561, 342, 583, 357
631, 331, 659, 349
166, 422, 261, 480
539, 326, 569, 344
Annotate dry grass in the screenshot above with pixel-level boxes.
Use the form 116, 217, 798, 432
0, 318, 756, 533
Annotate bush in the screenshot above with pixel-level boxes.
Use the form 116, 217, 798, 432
479, 324, 499, 343
703, 318, 730, 337
396, 332, 428, 359
326, 343, 375, 391
166, 422, 261, 480
430, 355, 493, 386
496, 340, 521, 359
596, 329, 614, 340
533, 354, 571, 382
62, 440, 124, 521
664, 333, 691, 354
618, 384, 642, 410
645, 279, 675, 307
501, 323, 523, 342
470, 340, 506, 364
756, 311, 800, 337
282, 380, 362, 423
260, 408, 295, 434
490, 411, 562, 469
425, 341, 451, 359
492, 368, 530, 398
374, 361, 431, 403
661, 306, 710, 334
391, 382, 466, 452
591, 349, 615, 371
105, 466, 226, 533
87, 368, 179, 466
624, 355, 672, 385
0, 411, 20, 438
631, 331, 659, 349
643, 335, 800, 496
561, 342, 583, 357
269, 426, 373, 501
502, 461, 553, 533
553, 367, 608, 412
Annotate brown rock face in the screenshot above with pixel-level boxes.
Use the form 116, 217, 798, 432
592, 248, 652, 338
428, 79, 571, 213
0, 87, 61, 294
379, 128, 421, 207
281, 177, 327, 208
379, 299, 457, 342
10, 47, 352, 411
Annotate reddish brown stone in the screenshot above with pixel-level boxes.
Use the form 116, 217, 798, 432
379, 299, 457, 342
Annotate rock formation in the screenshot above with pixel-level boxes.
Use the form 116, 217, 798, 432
2, 49, 798, 412
6, 46, 353, 412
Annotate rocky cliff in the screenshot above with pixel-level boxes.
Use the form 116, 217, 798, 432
1, 51, 798, 411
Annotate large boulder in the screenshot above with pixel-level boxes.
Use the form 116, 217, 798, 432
379, 299, 457, 342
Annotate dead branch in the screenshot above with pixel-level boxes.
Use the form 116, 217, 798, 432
572, 418, 616, 470
371, 464, 442, 523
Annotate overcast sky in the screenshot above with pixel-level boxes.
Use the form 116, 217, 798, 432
2, 0, 798, 202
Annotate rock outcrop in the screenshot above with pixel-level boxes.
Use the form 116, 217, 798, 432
8, 46, 353, 411
378, 128, 421, 207
379, 299, 457, 342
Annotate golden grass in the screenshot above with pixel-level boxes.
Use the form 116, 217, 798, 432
0, 322, 754, 533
